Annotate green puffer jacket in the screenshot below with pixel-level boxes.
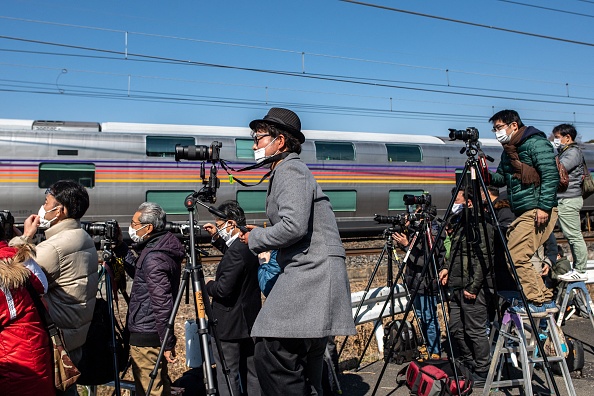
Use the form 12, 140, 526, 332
490, 126, 559, 216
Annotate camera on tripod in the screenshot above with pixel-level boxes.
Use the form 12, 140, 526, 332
403, 193, 431, 207
448, 127, 479, 142
164, 221, 201, 237
82, 219, 120, 242
175, 141, 222, 162
0, 210, 15, 239
373, 214, 408, 233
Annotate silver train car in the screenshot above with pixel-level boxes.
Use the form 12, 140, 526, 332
1, 119, 592, 235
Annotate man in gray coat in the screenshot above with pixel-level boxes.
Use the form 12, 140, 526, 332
240, 107, 356, 395
553, 124, 589, 281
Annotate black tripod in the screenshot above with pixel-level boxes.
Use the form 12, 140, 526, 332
99, 242, 122, 396
145, 193, 234, 396
371, 135, 562, 396
336, 226, 398, 363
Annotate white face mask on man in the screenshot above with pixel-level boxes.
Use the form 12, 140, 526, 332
37, 205, 61, 229
216, 221, 236, 244
253, 137, 278, 166
128, 224, 149, 243
495, 128, 512, 144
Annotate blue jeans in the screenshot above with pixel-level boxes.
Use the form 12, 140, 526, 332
413, 294, 441, 356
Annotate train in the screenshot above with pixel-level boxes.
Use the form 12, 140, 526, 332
1, 118, 593, 236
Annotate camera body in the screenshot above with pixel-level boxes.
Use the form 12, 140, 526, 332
448, 127, 479, 142
0, 210, 15, 239
175, 141, 222, 162
82, 219, 119, 242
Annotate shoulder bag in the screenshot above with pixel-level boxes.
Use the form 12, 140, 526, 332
582, 158, 594, 199
26, 282, 81, 391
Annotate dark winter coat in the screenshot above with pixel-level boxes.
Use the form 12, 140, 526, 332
205, 237, 261, 341
122, 231, 184, 350
403, 227, 444, 296
490, 126, 559, 216
442, 210, 494, 295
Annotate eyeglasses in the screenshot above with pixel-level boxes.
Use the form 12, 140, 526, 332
215, 222, 227, 230
491, 123, 509, 133
130, 220, 145, 227
252, 134, 270, 145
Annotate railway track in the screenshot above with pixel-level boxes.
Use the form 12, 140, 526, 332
199, 234, 594, 264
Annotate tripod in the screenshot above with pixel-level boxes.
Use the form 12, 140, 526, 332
145, 193, 234, 396
100, 240, 123, 396
337, 227, 398, 363
371, 137, 562, 396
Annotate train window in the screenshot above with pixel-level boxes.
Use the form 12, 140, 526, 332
325, 190, 357, 212
236, 139, 255, 159
386, 144, 422, 162
146, 136, 195, 157
38, 163, 95, 189
388, 190, 424, 210
146, 191, 193, 215
237, 191, 267, 213
315, 142, 355, 161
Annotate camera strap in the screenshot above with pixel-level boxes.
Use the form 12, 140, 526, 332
219, 152, 290, 187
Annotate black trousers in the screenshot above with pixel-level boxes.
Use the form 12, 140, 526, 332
448, 288, 492, 373
214, 337, 260, 396
254, 337, 328, 396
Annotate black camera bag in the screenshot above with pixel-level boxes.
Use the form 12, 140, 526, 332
384, 319, 420, 364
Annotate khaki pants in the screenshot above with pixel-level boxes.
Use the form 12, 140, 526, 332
506, 208, 558, 304
130, 345, 171, 396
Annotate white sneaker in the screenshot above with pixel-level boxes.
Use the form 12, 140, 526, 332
557, 270, 588, 282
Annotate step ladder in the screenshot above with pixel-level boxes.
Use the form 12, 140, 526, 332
556, 280, 594, 329
482, 308, 576, 396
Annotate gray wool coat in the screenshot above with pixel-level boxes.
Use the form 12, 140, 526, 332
248, 152, 357, 338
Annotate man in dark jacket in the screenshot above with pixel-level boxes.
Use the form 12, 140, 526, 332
119, 202, 184, 396
203, 201, 261, 396
489, 109, 559, 316
439, 189, 494, 382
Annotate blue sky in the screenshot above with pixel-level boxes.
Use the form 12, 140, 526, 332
1, 0, 594, 140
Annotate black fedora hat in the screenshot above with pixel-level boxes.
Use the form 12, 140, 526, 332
249, 107, 305, 143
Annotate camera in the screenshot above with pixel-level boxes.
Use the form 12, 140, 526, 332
374, 213, 408, 233
175, 141, 222, 162
0, 210, 15, 239
374, 214, 406, 225
164, 221, 201, 237
82, 219, 120, 241
403, 193, 431, 206
448, 127, 479, 142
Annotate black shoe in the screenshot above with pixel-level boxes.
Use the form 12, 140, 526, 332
472, 370, 488, 387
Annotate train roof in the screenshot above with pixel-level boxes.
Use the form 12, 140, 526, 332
0, 118, 447, 145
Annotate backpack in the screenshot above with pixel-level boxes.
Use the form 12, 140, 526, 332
552, 337, 584, 375
398, 358, 474, 396
383, 319, 420, 364
556, 156, 569, 193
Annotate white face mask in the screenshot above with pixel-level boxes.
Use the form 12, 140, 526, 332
495, 129, 512, 144
553, 138, 561, 148
452, 203, 464, 215
254, 137, 278, 165
217, 221, 235, 244
128, 224, 149, 243
38, 205, 61, 229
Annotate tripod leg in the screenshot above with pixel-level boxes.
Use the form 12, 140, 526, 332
337, 244, 389, 359
103, 267, 121, 396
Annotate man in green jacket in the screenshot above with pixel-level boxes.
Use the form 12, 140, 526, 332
489, 109, 559, 316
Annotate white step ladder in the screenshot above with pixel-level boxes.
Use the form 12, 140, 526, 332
556, 280, 594, 329
482, 308, 576, 396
